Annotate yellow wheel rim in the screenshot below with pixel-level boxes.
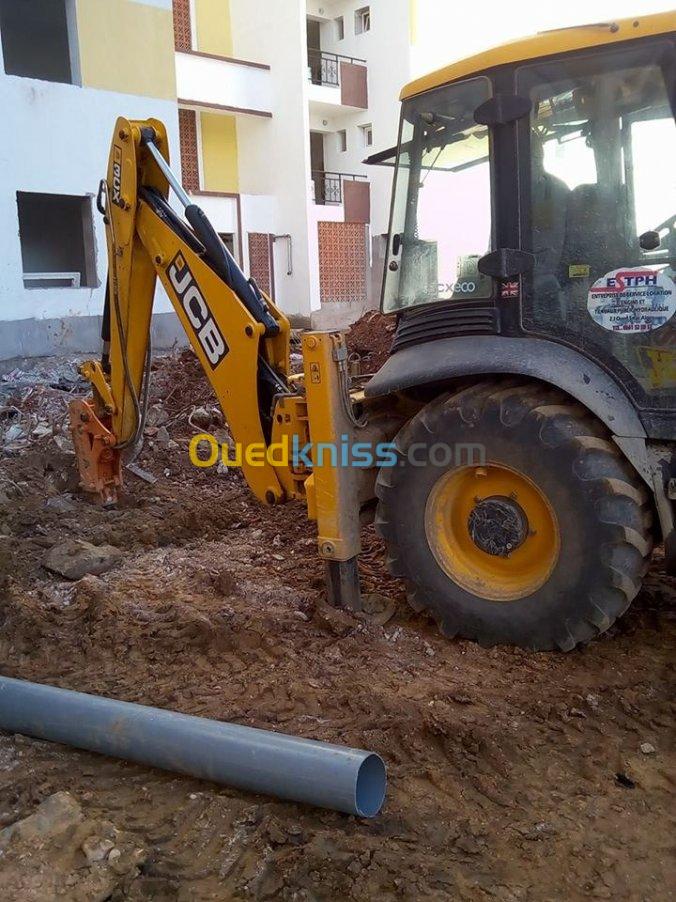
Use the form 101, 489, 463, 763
424, 463, 561, 602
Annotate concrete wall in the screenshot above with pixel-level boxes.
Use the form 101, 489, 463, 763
76, 0, 176, 99
230, 0, 317, 318
175, 51, 272, 113
319, 0, 411, 236
309, 0, 412, 315
0, 0, 181, 360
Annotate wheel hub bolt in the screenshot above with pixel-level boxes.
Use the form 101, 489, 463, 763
467, 495, 529, 558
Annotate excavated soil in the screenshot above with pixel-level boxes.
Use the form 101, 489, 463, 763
346, 312, 397, 373
0, 339, 674, 901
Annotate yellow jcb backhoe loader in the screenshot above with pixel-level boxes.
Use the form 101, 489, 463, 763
71, 12, 676, 651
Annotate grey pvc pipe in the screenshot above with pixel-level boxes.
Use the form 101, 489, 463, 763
0, 677, 386, 818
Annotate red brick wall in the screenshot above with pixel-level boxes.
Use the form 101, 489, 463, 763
173, 0, 192, 51
318, 222, 368, 303
248, 233, 273, 296
178, 109, 200, 192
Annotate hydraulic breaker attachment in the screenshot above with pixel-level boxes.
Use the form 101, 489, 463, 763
68, 400, 121, 507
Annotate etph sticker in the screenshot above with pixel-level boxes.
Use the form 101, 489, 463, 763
588, 268, 676, 334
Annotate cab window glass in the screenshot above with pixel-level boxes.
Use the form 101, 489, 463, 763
520, 49, 676, 402
631, 116, 676, 238
382, 77, 493, 312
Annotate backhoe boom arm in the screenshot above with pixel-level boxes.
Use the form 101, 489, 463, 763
71, 117, 292, 504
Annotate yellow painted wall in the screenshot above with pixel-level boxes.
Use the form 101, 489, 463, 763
76, 0, 175, 99
409, 0, 418, 45
195, 0, 233, 57
200, 113, 239, 193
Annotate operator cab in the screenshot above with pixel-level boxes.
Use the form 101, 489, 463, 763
375, 14, 675, 438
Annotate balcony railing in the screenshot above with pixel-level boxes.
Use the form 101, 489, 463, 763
312, 171, 367, 205
307, 49, 366, 87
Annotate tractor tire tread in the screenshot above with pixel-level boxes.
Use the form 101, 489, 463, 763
375, 379, 653, 651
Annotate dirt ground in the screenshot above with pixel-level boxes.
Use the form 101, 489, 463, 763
0, 337, 673, 901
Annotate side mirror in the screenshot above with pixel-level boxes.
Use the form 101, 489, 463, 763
639, 230, 661, 251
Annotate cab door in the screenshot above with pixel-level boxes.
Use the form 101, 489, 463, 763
517, 38, 676, 435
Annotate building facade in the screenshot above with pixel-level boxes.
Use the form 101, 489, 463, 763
174, 0, 416, 326
0, 0, 417, 362
0, 0, 181, 362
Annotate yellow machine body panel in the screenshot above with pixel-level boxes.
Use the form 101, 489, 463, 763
401, 11, 676, 99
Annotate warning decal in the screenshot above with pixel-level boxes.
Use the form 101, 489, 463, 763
588, 267, 676, 334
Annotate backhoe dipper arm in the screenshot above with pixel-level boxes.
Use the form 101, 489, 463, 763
71, 117, 292, 505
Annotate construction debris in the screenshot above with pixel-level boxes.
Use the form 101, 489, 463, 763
0, 359, 87, 457
43, 539, 122, 580
0, 790, 147, 901
0, 791, 82, 852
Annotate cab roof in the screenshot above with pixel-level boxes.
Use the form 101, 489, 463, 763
401, 11, 676, 100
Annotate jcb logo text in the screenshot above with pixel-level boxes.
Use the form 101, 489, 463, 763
167, 253, 229, 368
111, 146, 124, 208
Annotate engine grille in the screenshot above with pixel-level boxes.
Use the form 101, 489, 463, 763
391, 302, 500, 354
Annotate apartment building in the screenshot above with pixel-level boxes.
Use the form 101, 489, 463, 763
307, 0, 414, 322
174, 0, 416, 325
0, 0, 181, 362
0, 0, 417, 362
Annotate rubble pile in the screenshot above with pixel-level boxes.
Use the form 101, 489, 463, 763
0, 315, 393, 464
0, 359, 86, 457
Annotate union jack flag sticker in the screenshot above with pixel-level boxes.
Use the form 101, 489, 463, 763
500, 280, 520, 299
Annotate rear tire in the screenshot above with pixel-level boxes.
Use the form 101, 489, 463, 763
375, 380, 653, 651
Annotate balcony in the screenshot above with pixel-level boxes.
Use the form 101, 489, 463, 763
307, 50, 368, 113
175, 50, 273, 119
312, 171, 370, 223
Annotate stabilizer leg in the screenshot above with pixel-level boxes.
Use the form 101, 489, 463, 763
302, 331, 364, 612
325, 557, 362, 612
